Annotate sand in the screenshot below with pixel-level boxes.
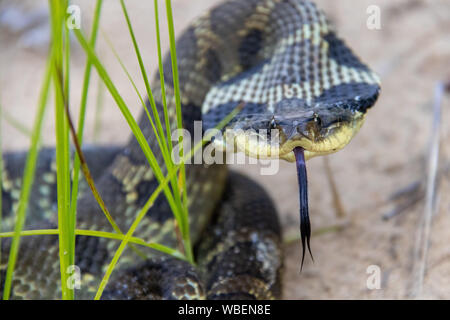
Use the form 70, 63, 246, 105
1, 0, 450, 299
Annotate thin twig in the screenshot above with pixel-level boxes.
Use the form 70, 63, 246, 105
410, 82, 444, 297
323, 156, 346, 218
283, 219, 350, 246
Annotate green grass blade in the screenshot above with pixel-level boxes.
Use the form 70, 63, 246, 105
50, 0, 73, 300
0, 229, 60, 238
0, 109, 32, 137
0, 229, 185, 260
58, 51, 147, 259
165, 0, 192, 261
56, 4, 150, 262
0, 101, 3, 290
65, 107, 131, 241
119, 1, 188, 248
102, 29, 187, 248
63, 1, 75, 271
153, 0, 172, 154
152, 0, 191, 258
69, 0, 104, 265
94, 161, 184, 300
2, 56, 52, 300
92, 102, 242, 299
101, 31, 146, 106
75, 230, 185, 258
101, 30, 167, 158
119, 0, 170, 159
165, 0, 183, 135
73, 28, 184, 240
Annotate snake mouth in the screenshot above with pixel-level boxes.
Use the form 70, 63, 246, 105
279, 111, 366, 161
210, 109, 365, 270
218, 110, 366, 162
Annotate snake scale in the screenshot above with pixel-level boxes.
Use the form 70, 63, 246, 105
1, 0, 380, 299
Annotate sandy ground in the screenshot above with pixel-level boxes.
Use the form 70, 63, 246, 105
1, 0, 450, 299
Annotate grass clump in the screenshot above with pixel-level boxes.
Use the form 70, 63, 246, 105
0, 0, 240, 300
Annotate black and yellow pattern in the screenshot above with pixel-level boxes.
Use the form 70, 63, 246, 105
1, 0, 379, 300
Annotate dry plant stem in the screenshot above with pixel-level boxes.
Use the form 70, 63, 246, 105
323, 156, 346, 219
383, 153, 450, 220
56, 68, 121, 235
56, 68, 146, 259
283, 219, 349, 246
410, 82, 444, 297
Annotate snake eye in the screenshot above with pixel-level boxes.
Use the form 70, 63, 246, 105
269, 117, 277, 129
313, 113, 322, 127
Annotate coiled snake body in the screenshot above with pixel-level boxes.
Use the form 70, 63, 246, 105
1, 0, 380, 299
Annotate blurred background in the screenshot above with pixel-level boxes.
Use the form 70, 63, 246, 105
1, 0, 449, 299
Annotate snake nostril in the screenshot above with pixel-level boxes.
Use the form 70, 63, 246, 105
269, 117, 277, 130
313, 112, 322, 128
295, 124, 310, 140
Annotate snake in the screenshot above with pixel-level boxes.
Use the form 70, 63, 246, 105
0, 0, 380, 300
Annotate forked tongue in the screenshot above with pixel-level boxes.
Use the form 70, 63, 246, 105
293, 147, 313, 270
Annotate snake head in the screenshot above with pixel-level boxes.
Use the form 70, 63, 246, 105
204, 85, 378, 162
